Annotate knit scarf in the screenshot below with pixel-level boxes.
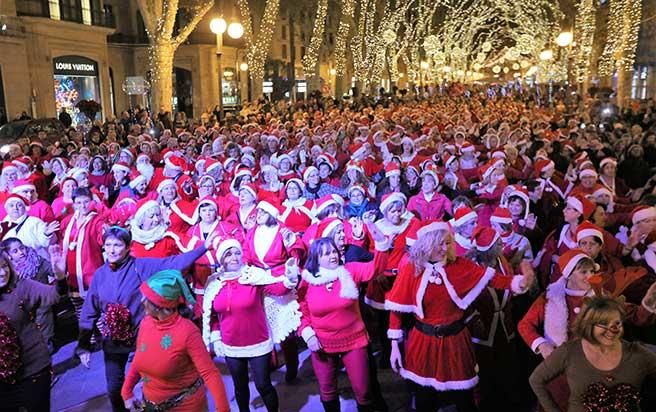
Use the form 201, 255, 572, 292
12, 247, 42, 280
131, 224, 168, 249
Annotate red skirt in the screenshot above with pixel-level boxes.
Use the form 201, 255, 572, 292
401, 327, 479, 391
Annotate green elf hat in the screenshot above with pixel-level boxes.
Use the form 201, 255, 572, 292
140, 269, 196, 308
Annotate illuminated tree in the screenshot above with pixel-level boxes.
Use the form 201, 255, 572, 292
136, 0, 214, 112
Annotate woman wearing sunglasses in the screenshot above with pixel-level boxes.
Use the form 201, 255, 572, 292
530, 295, 656, 412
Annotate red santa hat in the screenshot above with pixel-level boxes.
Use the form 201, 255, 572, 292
257, 198, 283, 219
472, 226, 500, 252
205, 158, 222, 174
12, 156, 33, 170
379, 192, 407, 213
478, 163, 495, 181
165, 154, 186, 172
351, 143, 368, 159
316, 154, 337, 171
417, 221, 451, 239
111, 162, 131, 174
346, 160, 364, 174
348, 184, 367, 197
576, 221, 604, 244
578, 168, 598, 179
421, 164, 440, 185
592, 186, 613, 199
452, 207, 477, 227
285, 178, 305, 192
600, 157, 618, 170
314, 194, 342, 217
557, 249, 593, 279
317, 217, 343, 238
490, 207, 513, 225
566, 195, 595, 219
2, 163, 18, 174
533, 159, 555, 178
120, 148, 135, 162
133, 199, 160, 225
239, 183, 258, 200
129, 173, 147, 190
385, 163, 401, 178
507, 185, 530, 205
156, 178, 177, 193
215, 238, 242, 263
460, 141, 476, 154
632, 205, 656, 225
5, 193, 30, 210
11, 179, 36, 194
303, 166, 319, 183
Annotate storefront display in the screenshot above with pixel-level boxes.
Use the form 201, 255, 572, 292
53, 55, 102, 126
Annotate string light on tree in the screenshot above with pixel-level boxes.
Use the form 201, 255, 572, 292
302, 0, 328, 80
572, 0, 596, 84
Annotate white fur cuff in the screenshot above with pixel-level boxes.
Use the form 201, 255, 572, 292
283, 275, 298, 289
511, 275, 528, 294
531, 337, 548, 354
210, 330, 221, 344
387, 329, 403, 340
300, 326, 316, 343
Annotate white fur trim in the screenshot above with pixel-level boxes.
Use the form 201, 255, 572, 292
531, 337, 549, 354
169, 201, 197, 225
163, 231, 197, 253
301, 326, 316, 343
219, 338, 273, 358
379, 192, 407, 213
399, 368, 479, 391
510, 275, 528, 294
302, 267, 359, 300
633, 207, 656, 225
364, 296, 387, 310
453, 210, 477, 227
560, 252, 588, 279
576, 228, 604, 244
387, 329, 403, 340
645, 247, 656, 274
210, 330, 221, 344
61, 212, 97, 298
384, 299, 420, 315
257, 200, 280, 219
417, 222, 450, 238
543, 277, 569, 347
566, 197, 583, 215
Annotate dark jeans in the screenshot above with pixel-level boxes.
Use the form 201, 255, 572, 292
0, 367, 51, 412
104, 351, 130, 412
415, 384, 478, 412
225, 353, 278, 412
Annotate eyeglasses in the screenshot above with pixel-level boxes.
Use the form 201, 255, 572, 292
595, 321, 623, 332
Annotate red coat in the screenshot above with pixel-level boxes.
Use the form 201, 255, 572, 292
61, 212, 105, 295
242, 224, 306, 276
385, 256, 523, 391
407, 192, 452, 221
162, 199, 197, 234
280, 199, 314, 234
130, 232, 199, 258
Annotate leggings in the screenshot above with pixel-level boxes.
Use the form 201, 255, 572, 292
0, 367, 51, 412
415, 384, 478, 412
310, 346, 371, 405
225, 353, 279, 412
104, 351, 130, 412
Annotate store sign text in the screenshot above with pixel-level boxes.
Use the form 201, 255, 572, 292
54, 62, 95, 72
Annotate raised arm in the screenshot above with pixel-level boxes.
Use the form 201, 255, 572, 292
138, 245, 208, 277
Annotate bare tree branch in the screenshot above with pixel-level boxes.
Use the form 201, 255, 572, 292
173, 0, 214, 47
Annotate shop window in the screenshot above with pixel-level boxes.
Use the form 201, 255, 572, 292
53, 55, 102, 126
59, 0, 82, 23
631, 66, 649, 100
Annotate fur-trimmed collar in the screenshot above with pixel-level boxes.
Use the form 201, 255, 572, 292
301, 266, 359, 300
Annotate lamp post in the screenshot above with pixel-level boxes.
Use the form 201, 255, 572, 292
211, 17, 243, 118
240, 62, 250, 103
540, 49, 554, 103
556, 30, 573, 90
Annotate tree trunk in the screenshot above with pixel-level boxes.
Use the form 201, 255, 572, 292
251, 74, 263, 101
149, 43, 175, 112
307, 75, 321, 95
616, 68, 632, 109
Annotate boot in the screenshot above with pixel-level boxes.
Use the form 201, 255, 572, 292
321, 399, 340, 412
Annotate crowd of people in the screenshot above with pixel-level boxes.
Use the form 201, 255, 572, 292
2, 85, 656, 412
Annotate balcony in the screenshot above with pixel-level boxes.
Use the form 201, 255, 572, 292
16, 0, 116, 28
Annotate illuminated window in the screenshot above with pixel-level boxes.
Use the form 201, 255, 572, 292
81, 0, 92, 24
48, 0, 61, 19
631, 66, 649, 99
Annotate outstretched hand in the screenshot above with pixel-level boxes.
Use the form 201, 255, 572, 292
48, 244, 66, 279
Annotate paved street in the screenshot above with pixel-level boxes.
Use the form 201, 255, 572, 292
51, 343, 410, 412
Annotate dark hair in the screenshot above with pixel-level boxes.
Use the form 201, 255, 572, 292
102, 226, 132, 245
305, 237, 341, 275
72, 187, 93, 201
317, 204, 340, 220
1, 237, 23, 254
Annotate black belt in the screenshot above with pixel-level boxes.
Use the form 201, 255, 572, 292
143, 378, 202, 412
414, 316, 467, 338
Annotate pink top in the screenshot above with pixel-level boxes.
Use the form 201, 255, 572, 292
407, 192, 453, 220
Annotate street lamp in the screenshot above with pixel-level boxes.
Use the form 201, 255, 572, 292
240, 62, 248, 72
210, 17, 227, 36
227, 21, 244, 39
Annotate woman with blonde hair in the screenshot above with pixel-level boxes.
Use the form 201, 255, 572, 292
530, 295, 656, 412
385, 222, 534, 411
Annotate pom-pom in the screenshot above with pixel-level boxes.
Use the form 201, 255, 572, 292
0, 312, 22, 384
98, 303, 134, 344
582, 382, 640, 412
